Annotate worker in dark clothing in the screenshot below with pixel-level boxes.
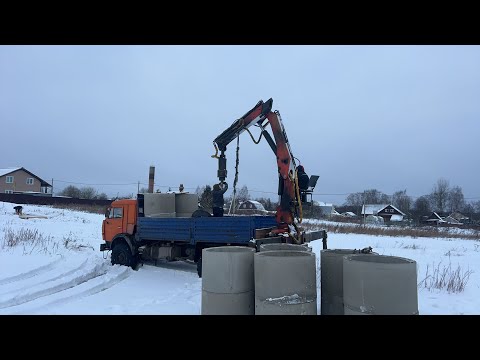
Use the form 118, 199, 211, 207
212, 182, 228, 217
297, 165, 310, 203
297, 165, 310, 191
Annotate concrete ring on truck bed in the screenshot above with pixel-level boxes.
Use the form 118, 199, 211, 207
259, 243, 312, 252
201, 246, 256, 315
254, 250, 317, 315
321, 249, 376, 315
343, 254, 418, 315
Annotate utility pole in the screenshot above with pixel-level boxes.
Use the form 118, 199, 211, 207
362, 190, 366, 227
51, 178, 54, 196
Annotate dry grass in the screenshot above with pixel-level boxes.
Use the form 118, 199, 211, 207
2, 227, 59, 255
63, 232, 94, 251
402, 243, 426, 250
2, 227, 93, 254
302, 222, 480, 241
418, 261, 473, 293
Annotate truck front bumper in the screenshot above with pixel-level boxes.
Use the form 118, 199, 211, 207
100, 242, 111, 252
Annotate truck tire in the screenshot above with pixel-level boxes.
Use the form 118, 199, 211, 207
111, 243, 137, 269
192, 209, 212, 218
197, 256, 202, 278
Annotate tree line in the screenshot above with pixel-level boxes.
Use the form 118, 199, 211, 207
195, 184, 322, 218
58, 178, 480, 221
58, 185, 109, 200
342, 178, 480, 219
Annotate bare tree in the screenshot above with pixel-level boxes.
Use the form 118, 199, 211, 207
236, 185, 250, 204
59, 185, 81, 198
365, 189, 389, 204
199, 185, 213, 211
363, 189, 390, 204
430, 178, 450, 212
473, 200, 480, 213
462, 202, 475, 217
448, 186, 465, 213
254, 197, 277, 211
345, 190, 389, 206
96, 193, 109, 200
80, 186, 97, 199
380, 193, 391, 204
345, 193, 364, 207
414, 196, 431, 215
392, 189, 412, 213
345, 189, 389, 216
116, 193, 134, 200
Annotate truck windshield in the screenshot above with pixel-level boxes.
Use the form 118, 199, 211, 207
109, 207, 123, 219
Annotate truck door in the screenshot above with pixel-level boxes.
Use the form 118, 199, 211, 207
104, 206, 124, 241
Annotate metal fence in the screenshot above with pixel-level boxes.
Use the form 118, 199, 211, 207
0, 193, 112, 207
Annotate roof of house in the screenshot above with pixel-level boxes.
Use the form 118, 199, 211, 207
315, 201, 336, 215
315, 201, 333, 207
0, 167, 51, 187
238, 200, 266, 211
425, 212, 445, 222
361, 204, 406, 216
361, 204, 389, 215
450, 212, 469, 221
382, 204, 406, 216
0, 167, 22, 177
443, 215, 463, 225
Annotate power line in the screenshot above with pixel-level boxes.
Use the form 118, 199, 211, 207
135, 185, 480, 201
53, 179, 480, 201
247, 189, 480, 201
55, 180, 138, 186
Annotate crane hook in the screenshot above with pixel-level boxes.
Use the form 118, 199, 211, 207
211, 143, 219, 159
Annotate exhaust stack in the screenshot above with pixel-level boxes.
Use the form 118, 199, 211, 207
148, 166, 155, 193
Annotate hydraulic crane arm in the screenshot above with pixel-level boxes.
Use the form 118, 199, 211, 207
265, 110, 297, 226
213, 99, 273, 152
212, 98, 303, 236
212, 99, 273, 183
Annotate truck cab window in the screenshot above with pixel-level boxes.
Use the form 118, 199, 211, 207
112, 207, 123, 219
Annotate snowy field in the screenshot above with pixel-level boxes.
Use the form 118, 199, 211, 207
0, 201, 478, 315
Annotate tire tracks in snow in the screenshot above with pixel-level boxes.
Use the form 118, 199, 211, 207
0, 258, 90, 296
0, 256, 64, 286
0, 259, 115, 310
11, 266, 132, 314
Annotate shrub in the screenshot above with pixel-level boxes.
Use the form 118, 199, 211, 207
418, 261, 473, 293
2, 227, 58, 255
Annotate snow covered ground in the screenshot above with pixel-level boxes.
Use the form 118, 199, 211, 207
1, 201, 479, 314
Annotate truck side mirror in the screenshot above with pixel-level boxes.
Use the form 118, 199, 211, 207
105, 208, 110, 218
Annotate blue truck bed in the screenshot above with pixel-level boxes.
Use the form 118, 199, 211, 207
137, 215, 277, 245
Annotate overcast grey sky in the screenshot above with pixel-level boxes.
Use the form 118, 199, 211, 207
1, 45, 479, 204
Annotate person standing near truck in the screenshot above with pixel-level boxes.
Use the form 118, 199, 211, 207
212, 182, 228, 217
296, 165, 309, 191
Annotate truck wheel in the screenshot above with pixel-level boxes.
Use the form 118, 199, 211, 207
196, 256, 202, 278
111, 243, 137, 269
192, 209, 212, 218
